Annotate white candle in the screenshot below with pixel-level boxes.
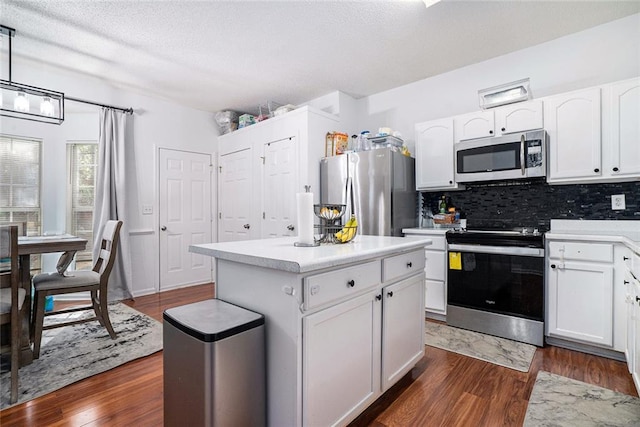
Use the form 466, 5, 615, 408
296, 192, 314, 245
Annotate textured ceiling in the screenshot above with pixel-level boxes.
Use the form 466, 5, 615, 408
1, 1, 639, 115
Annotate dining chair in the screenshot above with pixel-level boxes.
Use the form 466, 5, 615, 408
31, 220, 123, 359
0, 225, 25, 404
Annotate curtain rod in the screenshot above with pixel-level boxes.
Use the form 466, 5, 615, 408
66, 96, 134, 114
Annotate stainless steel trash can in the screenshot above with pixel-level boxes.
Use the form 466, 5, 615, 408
163, 299, 265, 427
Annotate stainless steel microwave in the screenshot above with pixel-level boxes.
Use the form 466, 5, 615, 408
455, 130, 547, 183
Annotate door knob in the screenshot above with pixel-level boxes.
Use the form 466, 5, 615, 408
243, 224, 250, 229
161, 226, 167, 231
375, 294, 382, 301
406, 262, 413, 268
347, 280, 355, 288
387, 291, 394, 298
287, 224, 295, 231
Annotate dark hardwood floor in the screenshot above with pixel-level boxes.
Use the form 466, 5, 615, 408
1, 284, 636, 426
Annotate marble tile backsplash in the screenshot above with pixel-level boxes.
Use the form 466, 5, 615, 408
422, 179, 639, 232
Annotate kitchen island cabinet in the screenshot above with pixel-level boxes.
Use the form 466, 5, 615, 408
190, 235, 431, 427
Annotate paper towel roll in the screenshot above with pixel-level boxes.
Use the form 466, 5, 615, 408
296, 192, 315, 245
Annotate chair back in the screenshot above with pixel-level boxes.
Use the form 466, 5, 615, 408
93, 220, 123, 280
0, 222, 27, 236
0, 225, 20, 306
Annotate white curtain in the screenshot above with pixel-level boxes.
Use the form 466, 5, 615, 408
93, 108, 133, 301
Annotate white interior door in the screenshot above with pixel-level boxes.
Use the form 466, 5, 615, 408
263, 137, 297, 238
218, 148, 253, 242
159, 149, 212, 291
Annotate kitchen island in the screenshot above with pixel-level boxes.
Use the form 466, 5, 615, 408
190, 235, 432, 427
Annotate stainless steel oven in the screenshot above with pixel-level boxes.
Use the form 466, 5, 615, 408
446, 229, 545, 346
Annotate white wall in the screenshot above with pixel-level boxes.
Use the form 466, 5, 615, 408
357, 13, 640, 154
1, 61, 219, 297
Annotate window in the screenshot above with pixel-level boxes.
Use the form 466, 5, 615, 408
0, 135, 42, 271
67, 142, 98, 269
0, 135, 42, 234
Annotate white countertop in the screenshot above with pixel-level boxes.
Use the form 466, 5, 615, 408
190, 235, 432, 273
547, 220, 640, 254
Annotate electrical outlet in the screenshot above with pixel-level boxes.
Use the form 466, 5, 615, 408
142, 205, 153, 215
611, 194, 626, 210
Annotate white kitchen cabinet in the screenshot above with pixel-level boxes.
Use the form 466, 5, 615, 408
494, 100, 543, 135
545, 87, 602, 183
415, 118, 462, 191
454, 100, 543, 142
547, 240, 614, 347
381, 274, 425, 390
303, 290, 381, 426
605, 77, 640, 178
403, 229, 448, 318
633, 265, 640, 393
454, 110, 495, 141
625, 267, 636, 373
217, 106, 339, 242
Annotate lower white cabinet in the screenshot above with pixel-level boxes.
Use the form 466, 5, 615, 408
547, 240, 614, 347
403, 230, 448, 317
303, 290, 381, 426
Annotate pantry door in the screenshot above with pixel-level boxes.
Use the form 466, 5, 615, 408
262, 136, 298, 238
218, 147, 254, 242
159, 148, 213, 291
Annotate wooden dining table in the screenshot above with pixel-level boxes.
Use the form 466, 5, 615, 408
17, 234, 88, 365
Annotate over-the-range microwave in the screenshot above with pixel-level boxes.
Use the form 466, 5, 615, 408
454, 129, 548, 183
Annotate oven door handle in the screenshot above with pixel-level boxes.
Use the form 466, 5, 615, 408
447, 244, 545, 257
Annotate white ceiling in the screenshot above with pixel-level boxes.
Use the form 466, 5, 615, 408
2, 0, 639, 115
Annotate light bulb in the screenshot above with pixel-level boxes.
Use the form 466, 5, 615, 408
40, 96, 55, 116
14, 92, 30, 112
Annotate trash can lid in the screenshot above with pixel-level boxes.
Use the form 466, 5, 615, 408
163, 299, 264, 343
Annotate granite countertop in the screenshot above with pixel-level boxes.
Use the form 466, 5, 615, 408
547, 220, 640, 254
190, 235, 432, 273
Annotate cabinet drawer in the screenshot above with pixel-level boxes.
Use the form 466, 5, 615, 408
548, 241, 613, 263
304, 260, 380, 310
383, 250, 425, 283
425, 250, 445, 281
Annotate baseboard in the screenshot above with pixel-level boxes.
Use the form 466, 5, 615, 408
545, 336, 626, 362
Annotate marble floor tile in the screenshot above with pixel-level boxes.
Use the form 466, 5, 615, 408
424, 321, 536, 372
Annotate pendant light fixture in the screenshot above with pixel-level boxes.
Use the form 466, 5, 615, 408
0, 25, 65, 124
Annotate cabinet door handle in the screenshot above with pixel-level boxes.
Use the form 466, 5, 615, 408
375, 294, 382, 301
243, 224, 250, 229
489, 130, 494, 135
613, 167, 619, 172
387, 291, 394, 298
594, 168, 600, 173
636, 296, 640, 303
501, 127, 506, 132
347, 280, 355, 288
624, 280, 630, 285
550, 264, 556, 269
623, 256, 629, 261
406, 262, 413, 268
287, 224, 295, 231
161, 226, 167, 231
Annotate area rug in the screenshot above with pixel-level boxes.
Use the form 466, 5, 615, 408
524, 371, 640, 426
424, 321, 536, 372
0, 303, 162, 409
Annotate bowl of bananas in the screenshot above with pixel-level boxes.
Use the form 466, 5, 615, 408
333, 215, 358, 244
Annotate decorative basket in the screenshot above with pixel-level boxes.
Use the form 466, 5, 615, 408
433, 213, 456, 224
314, 204, 346, 221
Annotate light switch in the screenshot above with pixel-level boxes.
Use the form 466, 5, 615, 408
611, 194, 625, 210
142, 205, 153, 215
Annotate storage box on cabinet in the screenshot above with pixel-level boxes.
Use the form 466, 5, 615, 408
304, 260, 380, 310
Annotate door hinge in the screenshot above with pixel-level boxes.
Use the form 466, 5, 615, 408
219, 166, 222, 173
219, 212, 222, 219
260, 156, 265, 164
263, 212, 265, 219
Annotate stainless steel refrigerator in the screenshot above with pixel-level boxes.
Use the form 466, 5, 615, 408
319, 147, 417, 236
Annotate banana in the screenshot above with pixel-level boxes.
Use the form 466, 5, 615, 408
337, 215, 357, 242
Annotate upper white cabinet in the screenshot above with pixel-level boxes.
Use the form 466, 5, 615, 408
495, 100, 543, 135
545, 77, 640, 184
454, 110, 495, 141
545, 87, 602, 183
455, 100, 543, 142
605, 77, 640, 178
217, 107, 338, 242
415, 118, 461, 191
